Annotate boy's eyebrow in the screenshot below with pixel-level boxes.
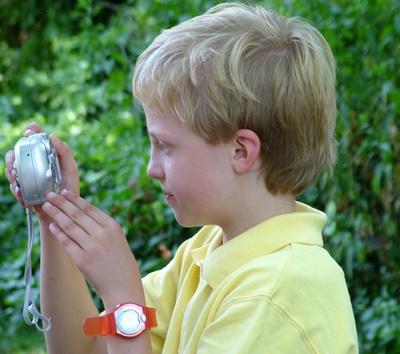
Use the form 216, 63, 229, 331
148, 131, 168, 140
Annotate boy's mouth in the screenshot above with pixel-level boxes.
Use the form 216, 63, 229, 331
165, 194, 174, 204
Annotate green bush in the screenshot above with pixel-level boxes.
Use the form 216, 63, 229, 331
0, 0, 399, 352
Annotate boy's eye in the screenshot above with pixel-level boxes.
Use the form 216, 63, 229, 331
157, 142, 167, 150
153, 140, 169, 151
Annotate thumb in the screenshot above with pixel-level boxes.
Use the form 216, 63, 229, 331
50, 133, 70, 157
50, 134, 80, 195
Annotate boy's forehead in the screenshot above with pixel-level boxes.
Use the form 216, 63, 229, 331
143, 104, 174, 120
144, 105, 184, 134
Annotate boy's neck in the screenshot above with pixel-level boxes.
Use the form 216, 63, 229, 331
221, 191, 296, 244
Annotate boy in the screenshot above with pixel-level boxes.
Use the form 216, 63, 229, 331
5, 2, 358, 353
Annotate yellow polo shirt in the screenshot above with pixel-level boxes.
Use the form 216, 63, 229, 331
143, 202, 358, 353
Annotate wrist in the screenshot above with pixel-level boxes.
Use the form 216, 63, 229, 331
83, 302, 157, 338
101, 264, 145, 313
102, 291, 146, 314
36, 211, 53, 226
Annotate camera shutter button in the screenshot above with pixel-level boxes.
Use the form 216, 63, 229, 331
46, 168, 53, 181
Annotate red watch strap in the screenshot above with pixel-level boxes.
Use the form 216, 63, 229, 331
83, 312, 117, 336
83, 304, 157, 337
143, 306, 158, 329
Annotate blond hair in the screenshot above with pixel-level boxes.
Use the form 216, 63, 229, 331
133, 2, 337, 195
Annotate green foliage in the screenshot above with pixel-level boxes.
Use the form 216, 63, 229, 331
0, 0, 399, 352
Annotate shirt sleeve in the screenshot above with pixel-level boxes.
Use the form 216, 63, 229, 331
142, 256, 181, 352
142, 235, 197, 353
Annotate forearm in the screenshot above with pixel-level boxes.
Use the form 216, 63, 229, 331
40, 219, 105, 354
101, 260, 153, 354
40, 190, 154, 353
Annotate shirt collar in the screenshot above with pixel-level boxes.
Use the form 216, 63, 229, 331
191, 202, 326, 289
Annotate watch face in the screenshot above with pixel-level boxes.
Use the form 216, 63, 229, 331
115, 305, 146, 336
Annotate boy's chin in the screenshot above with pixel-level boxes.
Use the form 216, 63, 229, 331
173, 212, 204, 229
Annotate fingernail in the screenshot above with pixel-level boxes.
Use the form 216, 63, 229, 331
46, 191, 56, 199
49, 222, 58, 232
24, 128, 33, 136
61, 189, 68, 196
50, 134, 60, 142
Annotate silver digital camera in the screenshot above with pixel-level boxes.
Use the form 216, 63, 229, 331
14, 133, 62, 206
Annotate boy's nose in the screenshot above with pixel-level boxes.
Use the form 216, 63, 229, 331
147, 158, 164, 180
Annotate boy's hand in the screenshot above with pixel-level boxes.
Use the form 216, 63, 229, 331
42, 189, 138, 303
4, 122, 80, 222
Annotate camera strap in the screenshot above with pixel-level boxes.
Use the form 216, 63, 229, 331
23, 207, 51, 332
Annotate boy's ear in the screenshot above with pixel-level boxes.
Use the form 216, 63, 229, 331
231, 129, 261, 174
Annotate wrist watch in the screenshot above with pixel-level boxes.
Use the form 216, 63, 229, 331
83, 302, 157, 338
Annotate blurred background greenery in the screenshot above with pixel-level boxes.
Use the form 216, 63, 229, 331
0, 0, 399, 352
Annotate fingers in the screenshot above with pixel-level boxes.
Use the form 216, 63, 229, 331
43, 190, 112, 245
58, 190, 110, 227
49, 134, 80, 195
42, 189, 133, 299
50, 134, 78, 173
4, 150, 15, 182
4, 121, 44, 186
23, 122, 44, 136
4, 150, 28, 207
50, 134, 71, 158
4, 122, 81, 215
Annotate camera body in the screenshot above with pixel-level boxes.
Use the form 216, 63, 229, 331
14, 133, 62, 206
